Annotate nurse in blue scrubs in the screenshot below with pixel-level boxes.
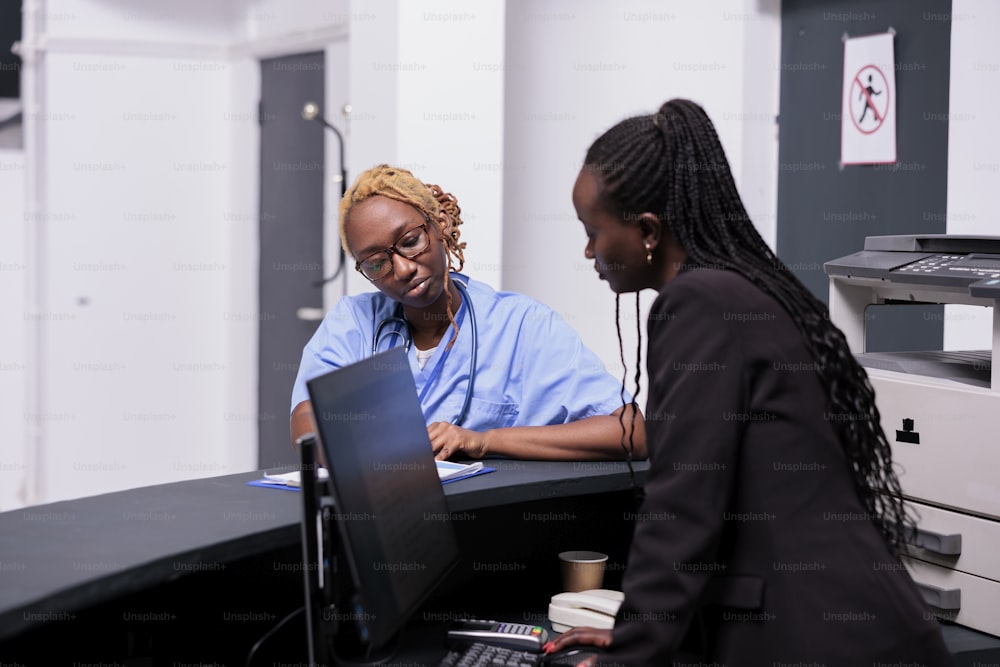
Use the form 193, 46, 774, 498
290, 164, 646, 462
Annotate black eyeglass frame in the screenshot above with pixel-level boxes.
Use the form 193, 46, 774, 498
354, 221, 432, 282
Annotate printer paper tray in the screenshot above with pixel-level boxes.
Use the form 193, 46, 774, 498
857, 350, 991, 388
868, 371, 1000, 520
904, 558, 1000, 637
904, 500, 1000, 582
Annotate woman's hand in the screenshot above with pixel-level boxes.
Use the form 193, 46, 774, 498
427, 422, 488, 460
543, 627, 612, 664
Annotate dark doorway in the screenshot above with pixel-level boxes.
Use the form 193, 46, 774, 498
258, 52, 325, 469
0, 0, 21, 98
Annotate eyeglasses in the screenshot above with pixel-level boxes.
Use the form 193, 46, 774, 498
355, 223, 431, 281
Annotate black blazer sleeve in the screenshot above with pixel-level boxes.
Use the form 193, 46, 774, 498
600, 275, 748, 665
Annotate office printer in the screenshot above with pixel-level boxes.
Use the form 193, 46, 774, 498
825, 234, 1000, 638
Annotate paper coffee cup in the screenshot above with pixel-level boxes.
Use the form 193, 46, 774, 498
558, 550, 608, 592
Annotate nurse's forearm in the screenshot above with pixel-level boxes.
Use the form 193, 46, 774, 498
290, 400, 328, 467
290, 400, 316, 445
482, 404, 647, 461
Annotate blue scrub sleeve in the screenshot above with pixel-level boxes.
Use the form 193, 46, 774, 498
290, 298, 369, 412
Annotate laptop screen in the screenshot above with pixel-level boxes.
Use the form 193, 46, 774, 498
305, 346, 459, 652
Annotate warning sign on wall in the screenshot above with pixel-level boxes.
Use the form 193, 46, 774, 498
841, 32, 896, 165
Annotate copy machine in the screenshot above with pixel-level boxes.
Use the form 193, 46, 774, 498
825, 235, 1000, 637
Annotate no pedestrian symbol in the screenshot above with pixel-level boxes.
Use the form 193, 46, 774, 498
841, 32, 895, 164
850, 65, 889, 135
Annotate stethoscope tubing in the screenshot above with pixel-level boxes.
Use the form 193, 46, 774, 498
372, 277, 476, 426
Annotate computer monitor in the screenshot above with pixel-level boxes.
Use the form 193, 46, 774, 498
305, 346, 460, 661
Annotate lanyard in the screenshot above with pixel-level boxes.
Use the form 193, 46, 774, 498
416, 297, 468, 407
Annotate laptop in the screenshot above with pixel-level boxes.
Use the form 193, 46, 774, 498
304, 346, 460, 659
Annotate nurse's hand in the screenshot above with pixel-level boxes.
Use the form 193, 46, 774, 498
427, 422, 488, 460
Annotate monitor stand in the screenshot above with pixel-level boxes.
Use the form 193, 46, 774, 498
298, 434, 333, 667
298, 434, 399, 667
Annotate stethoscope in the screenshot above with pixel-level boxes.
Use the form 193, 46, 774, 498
372, 277, 477, 426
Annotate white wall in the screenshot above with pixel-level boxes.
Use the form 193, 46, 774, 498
6, 0, 351, 507
0, 152, 28, 509
944, 0, 1000, 350
501, 0, 782, 404
35, 0, 242, 46
344, 0, 506, 294
38, 51, 239, 499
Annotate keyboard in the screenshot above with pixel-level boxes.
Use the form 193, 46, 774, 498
438, 641, 541, 667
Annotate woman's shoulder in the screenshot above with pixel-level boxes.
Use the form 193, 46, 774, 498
672, 267, 755, 289
334, 290, 389, 309
464, 277, 576, 337
656, 268, 761, 307
465, 275, 551, 313
325, 290, 395, 325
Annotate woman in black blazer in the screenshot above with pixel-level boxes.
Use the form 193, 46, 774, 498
547, 99, 952, 666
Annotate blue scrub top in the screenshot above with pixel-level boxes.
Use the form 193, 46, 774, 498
291, 275, 629, 431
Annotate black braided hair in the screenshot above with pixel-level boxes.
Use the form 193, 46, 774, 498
614, 293, 644, 501
585, 98, 913, 555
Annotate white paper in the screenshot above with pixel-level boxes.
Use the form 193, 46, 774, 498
261, 468, 329, 487
259, 460, 482, 486
841, 32, 897, 165
435, 460, 484, 482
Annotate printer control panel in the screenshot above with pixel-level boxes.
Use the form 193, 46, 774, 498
894, 253, 1000, 280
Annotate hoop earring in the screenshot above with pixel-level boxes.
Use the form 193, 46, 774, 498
644, 243, 653, 265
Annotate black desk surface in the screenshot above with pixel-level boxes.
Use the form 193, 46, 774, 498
0, 459, 648, 643
3, 458, 998, 665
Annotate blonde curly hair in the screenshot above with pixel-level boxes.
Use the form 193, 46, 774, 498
338, 164, 466, 272
339, 164, 469, 350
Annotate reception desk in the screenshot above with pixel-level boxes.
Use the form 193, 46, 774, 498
2, 459, 997, 666
0, 460, 647, 664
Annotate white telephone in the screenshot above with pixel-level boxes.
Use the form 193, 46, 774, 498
548, 589, 625, 633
